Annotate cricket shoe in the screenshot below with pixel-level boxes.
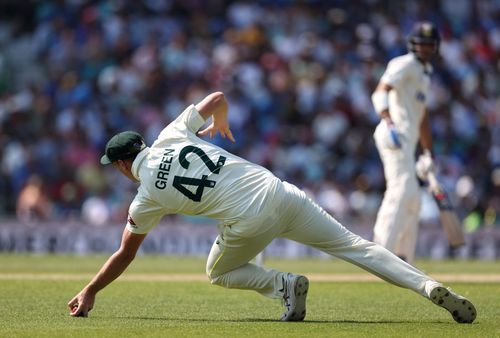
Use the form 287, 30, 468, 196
429, 286, 476, 323
280, 273, 309, 321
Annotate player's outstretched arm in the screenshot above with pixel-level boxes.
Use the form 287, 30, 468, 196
67, 229, 146, 317
196, 91, 235, 142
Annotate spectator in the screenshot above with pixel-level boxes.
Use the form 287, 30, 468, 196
16, 174, 53, 223
0, 0, 497, 237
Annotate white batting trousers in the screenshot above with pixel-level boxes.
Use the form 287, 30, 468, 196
206, 181, 437, 299
373, 123, 421, 262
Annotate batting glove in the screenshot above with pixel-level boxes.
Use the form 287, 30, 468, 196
383, 120, 402, 149
415, 149, 435, 181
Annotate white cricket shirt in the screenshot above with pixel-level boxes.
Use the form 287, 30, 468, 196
379, 53, 432, 145
126, 104, 280, 234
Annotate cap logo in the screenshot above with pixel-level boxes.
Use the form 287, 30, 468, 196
422, 23, 433, 37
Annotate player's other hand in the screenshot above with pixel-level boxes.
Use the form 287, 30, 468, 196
388, 125, 402, 149
198, 121, 235, 143
416, 149, 435, 181
381, 120, 402, 149
67, 289, 95, 317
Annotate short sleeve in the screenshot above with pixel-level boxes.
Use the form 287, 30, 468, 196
179, 104, 206, 133
380, 58, 413, 88
158, 104, 206, 140
126, 195, 165, 234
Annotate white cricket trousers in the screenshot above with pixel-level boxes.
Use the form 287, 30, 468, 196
206, 180, 437, 299
373, 123, 421, 263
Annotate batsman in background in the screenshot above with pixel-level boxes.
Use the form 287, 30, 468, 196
372, 22, 441, 263
68, 91, 475, 323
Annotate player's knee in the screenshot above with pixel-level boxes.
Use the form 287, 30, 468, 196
207, 271, 225, 286
404, 184, 421, 209
397, 177, 421, 205
209, 275, 221, 286
206, 267, 214, 281
206, 265, 221, 284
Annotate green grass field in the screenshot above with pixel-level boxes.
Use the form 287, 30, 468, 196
0, 255, 499, 337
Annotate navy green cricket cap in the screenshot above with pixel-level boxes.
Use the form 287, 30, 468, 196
100, 131, 146, 165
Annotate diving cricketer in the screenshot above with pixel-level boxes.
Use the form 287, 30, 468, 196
68, 91, 476, 323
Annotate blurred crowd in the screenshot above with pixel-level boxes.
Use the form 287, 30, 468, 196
0, 0, 499, 231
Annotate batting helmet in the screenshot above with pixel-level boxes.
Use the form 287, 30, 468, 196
407, 21, 440, 54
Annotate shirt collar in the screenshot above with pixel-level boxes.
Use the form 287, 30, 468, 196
131, 147, 150, 181
412, 53, 433, 75
424, 62, 433, 75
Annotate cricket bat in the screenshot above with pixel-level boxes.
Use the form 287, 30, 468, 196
427, 172, 465, 248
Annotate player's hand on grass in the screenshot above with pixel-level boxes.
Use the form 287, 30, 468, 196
68, 289, 95, 317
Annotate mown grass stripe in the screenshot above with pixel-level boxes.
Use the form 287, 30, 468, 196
1, 273, 499, 282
